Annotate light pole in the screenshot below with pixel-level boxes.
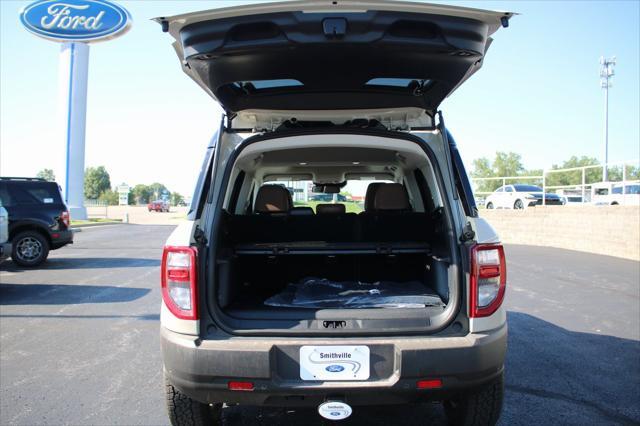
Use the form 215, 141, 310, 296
600, 56, 616, 182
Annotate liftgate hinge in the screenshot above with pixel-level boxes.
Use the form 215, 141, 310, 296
193, 226, 207, 245
460, 222, 475, 243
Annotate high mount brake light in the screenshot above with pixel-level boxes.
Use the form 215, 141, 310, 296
161, 246, 198, 320
469, 244, 506, 318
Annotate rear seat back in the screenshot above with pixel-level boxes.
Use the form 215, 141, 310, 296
316, 203, 346, 214
229, 183, 429, 245
228, 213, 357, 243
360, 182, 431, 242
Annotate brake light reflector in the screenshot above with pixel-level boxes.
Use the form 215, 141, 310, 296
417, 379, 442, 389
161, 246, 198, 320
470, 244, 506, 318
228, 381, 254, 391
60, 210, 70, 228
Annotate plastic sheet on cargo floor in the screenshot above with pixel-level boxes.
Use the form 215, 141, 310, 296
264, 277, 445, 309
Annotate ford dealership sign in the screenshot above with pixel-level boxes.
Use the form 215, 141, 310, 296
20, 0, 131, 43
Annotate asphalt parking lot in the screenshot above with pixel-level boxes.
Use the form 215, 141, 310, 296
1, 225, 638, 425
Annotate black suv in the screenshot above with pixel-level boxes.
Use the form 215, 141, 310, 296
0, 177, 73, 267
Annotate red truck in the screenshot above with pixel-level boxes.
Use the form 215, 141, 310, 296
148, 200, 170, 212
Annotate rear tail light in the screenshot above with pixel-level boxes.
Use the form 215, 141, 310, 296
161, 246, 198, 320
470, 244, 506, 318
60, 210, 70, 228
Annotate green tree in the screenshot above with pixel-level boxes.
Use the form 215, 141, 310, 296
132, 184, 152, 204
98, 189, 119, 205
493, 152, 525, 177
149, 182, 170, 201
471, 152, 527, 193
84, 166, 111, 200
36, 168, 56, 182
546, 156, 601, 188
171, 192, 185, 206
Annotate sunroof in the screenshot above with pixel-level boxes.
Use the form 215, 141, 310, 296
233, 79, 303, 90
365, 78, 430, 88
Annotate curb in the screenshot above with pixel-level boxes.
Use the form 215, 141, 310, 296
70, 221, 123, 229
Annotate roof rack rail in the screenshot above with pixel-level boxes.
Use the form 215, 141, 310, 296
0, 177, 47, 181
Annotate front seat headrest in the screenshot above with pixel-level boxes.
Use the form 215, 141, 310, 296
373, 183, 412, 211
254, 185, 293, 213
316, 203, 346, 214
364, 182, 384, 212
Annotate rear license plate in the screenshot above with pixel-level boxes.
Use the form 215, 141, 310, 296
300, 346, 370, 381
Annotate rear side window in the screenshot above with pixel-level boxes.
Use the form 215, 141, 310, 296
8, 183, 62, 205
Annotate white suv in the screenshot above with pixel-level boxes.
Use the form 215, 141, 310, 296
156, 2, 511, 425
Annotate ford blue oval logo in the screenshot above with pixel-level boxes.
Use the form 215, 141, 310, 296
325, 365, 345, 373
20, 0, 131, 43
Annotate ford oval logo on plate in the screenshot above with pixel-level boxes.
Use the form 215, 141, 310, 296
20, 0, 131, 43
325, 364, 345, 373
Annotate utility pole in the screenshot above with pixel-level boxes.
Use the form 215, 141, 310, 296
600, 56, 616, 182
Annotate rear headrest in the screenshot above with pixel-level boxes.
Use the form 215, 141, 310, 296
316, 203, 346, 214
290, 206, 314, 216
254, 185, 293, 213
373, 183, 411, 211
364, 182, 384, 211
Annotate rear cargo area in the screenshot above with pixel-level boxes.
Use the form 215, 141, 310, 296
216, 211, 451, 320
204, 134, 461, 333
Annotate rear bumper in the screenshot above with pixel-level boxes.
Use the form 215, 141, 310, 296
162, 323, 507, 406
51, 229, 73, 249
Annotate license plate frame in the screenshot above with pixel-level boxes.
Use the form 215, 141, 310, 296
299, 345, 370, 381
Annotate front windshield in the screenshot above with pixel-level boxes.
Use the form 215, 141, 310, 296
263, 179, 393, 213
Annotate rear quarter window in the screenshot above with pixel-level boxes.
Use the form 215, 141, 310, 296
9, 184, 63, 205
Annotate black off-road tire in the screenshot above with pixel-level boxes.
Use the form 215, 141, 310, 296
165, 376, 222, 426
11, 230, 50, 267
443, 373, 504, 426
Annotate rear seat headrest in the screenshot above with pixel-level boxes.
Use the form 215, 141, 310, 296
316, 203, 346, 214
364, 182, 384, 212
373, 183, 412, 211
254, 185, 293, 213
290, 206, 314, 216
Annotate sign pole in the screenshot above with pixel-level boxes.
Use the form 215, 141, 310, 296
59, 41, 90, 220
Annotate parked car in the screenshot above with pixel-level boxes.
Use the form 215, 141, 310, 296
0, 204, 10, 261
148, 200, 170, 212
485, 184, 562, 209
591, 182, 640, 206
156, 2, 510, 425
0, 177, 73, 266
